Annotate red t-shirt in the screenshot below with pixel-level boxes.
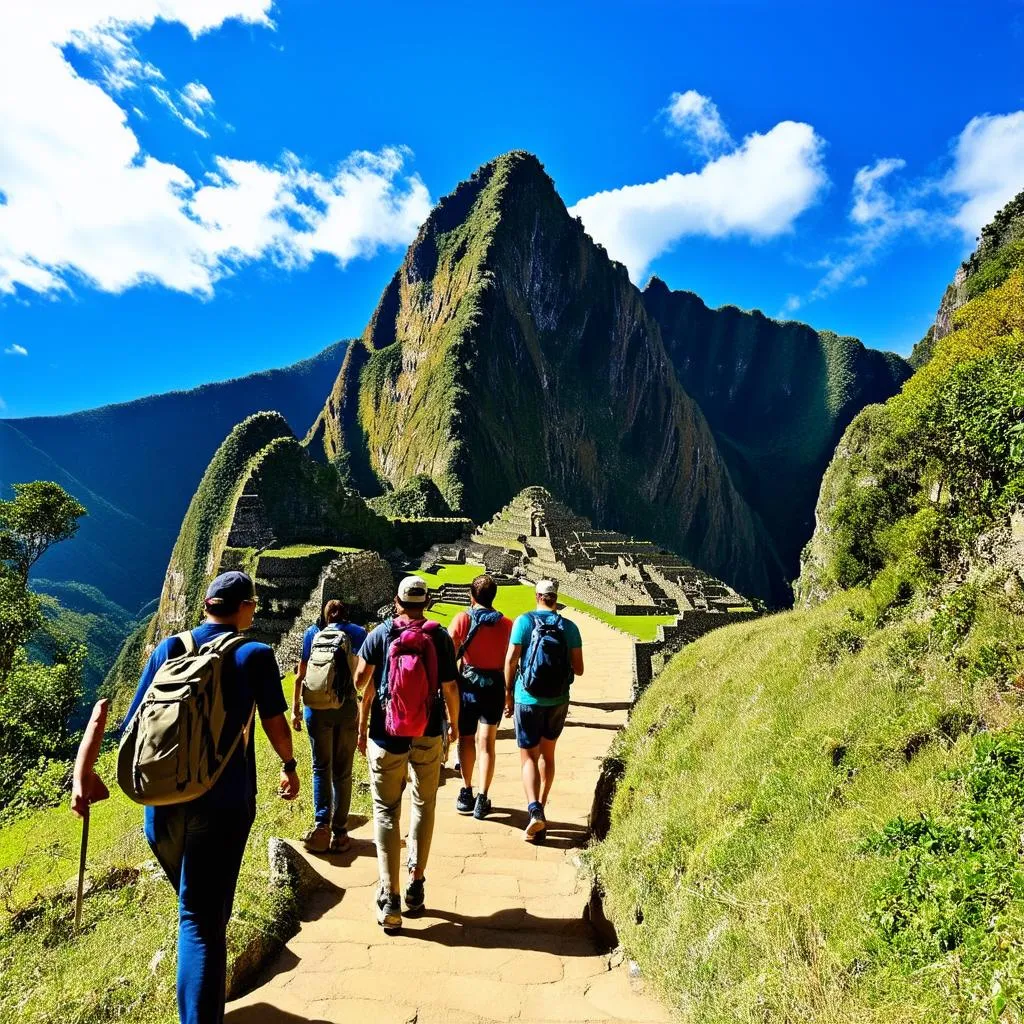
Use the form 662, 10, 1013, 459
449, 610, 513, 671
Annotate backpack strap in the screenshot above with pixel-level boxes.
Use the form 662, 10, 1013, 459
175, 630, 198, 656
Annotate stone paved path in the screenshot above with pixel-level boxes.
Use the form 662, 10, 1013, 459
226, 613, 671, 1024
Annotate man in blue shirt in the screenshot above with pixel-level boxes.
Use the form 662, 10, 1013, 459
354, 576, 460, 933
291, 599, 367, 854
504, 579, 584, 843
97, 571, 299, 1024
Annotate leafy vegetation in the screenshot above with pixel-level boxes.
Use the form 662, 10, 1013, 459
368, 474, 454, 519
798, 269, 1024, 604
0, 484, 88, 811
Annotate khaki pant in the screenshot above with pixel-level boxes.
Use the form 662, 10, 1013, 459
367, 736, 442, 895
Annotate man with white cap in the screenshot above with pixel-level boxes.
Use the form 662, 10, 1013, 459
354, 575, 459, 932
504, 579, 584, 842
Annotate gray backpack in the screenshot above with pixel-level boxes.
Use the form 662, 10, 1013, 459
303, 627, 355, 710
117, 631, 251, 806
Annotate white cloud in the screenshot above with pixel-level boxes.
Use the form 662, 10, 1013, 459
664, 90, 733, 156
0, 3, 431, 299
4, 344, 28, 356
944, 111, 1024, 239
180, 81, 214, 117
789, 111, 1024, 315
150, 84, 209, 137
0, 396, 7, 413
800, 157, 929, 305
571, 117, 828, 282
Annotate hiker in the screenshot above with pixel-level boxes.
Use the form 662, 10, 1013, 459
354, 576, 459, 932
504, 579, 584, 842
72, 571, 299, 1024
292, 599, 367, 854
449, 574, 513, 819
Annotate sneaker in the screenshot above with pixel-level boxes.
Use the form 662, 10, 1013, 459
524, 804, 546, 842
302, 825, 331, 853
329, 831, 351, 853
455, 786, 475, 814
376, 890, 402, 933
404, 876, 425, 914
473, 793, 492, 820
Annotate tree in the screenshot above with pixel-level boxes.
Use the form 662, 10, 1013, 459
0, 481, 86, 582
0, 569, 41, 679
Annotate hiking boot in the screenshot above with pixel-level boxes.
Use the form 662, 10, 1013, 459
330, 831, 351, 853
404, 876, 425, 914
455, 786, 475, 814
524, 804, 547, 842
376, 890, 402, 933
473, 793, 492, 820
302, 825, 331, 853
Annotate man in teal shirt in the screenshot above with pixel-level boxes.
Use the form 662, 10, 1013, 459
504, 579, 584, 843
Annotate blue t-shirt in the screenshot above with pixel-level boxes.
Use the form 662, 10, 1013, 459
301, 621, 368, 662
123, 622, 286, 812
357, 617, 458, 754
510, 610, 583, 707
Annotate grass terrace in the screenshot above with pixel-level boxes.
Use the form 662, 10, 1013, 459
419, 563, 677, 640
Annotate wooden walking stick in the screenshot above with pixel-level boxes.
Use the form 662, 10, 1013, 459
70, 699, 110, 930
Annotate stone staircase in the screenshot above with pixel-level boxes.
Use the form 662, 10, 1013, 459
428, 582, 472, 607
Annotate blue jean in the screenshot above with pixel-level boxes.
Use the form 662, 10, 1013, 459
304, 701, 358, 832
145, 799, 255, 1024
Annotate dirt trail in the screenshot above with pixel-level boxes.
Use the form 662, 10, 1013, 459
226, 613, 670, 1024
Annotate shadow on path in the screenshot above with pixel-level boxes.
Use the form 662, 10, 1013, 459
483, 807, 590, 849
570, 699, 631, 713
404, 907, 598, 955
226, 1005, 332, 1023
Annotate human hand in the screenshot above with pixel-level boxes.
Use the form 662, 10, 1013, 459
278, 769, 300, 801
504, 696, 514, 719
447, 724, 457, 746
291, 710, 302, 732
70, 768, 109, 818
357, 730, 368, 757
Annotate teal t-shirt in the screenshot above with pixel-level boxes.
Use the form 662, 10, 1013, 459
511, 610, 583, 707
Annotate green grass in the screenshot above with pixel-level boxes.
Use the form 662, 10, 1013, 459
592, 586, 1024, 1023
420, 564, 676, 640
263, 543, 360, 559
0, 675, 369, 1024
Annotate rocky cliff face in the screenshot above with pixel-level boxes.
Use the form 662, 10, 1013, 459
308, 152, 786, 603
642, 280, 910, 579
921, 188, 1024, 356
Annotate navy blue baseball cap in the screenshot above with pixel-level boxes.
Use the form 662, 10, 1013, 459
204, 571, 256, 613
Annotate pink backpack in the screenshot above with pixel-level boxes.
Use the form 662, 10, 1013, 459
384, 618, 440, 737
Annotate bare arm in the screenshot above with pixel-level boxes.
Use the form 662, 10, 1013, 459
355, 657, 375, 755
261, 713, 299, 800
441, 679, 459, 742
70, 699, 110, 817
504, 643, 522, 717
571, 648, 584, 677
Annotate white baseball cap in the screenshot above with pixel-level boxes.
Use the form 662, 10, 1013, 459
397, 575, 429, 605
535, 579, 558, 596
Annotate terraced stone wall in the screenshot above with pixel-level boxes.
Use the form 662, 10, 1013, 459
275, 550, 396, 668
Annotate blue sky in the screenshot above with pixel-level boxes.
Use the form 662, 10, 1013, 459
1, 0, 1023, 418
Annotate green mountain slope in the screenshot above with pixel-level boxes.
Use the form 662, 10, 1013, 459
1, 342, 348, 609
643, 279, 910, 579
308, 151, 788, 603
594, 199, 1024, 1021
